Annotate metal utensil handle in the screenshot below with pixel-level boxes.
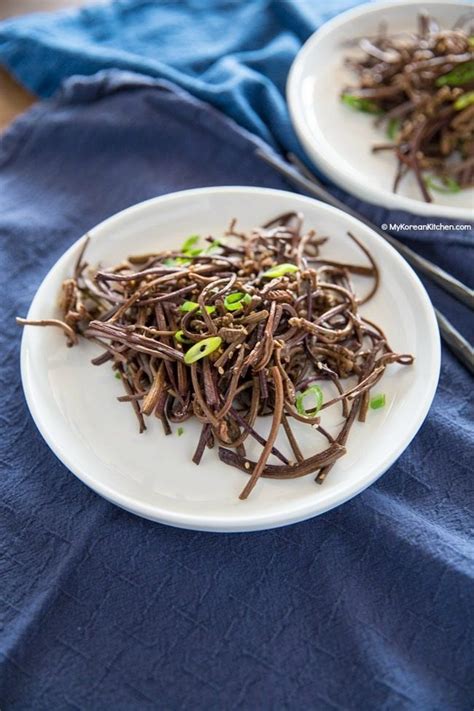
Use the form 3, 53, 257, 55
435, 309, 474, 374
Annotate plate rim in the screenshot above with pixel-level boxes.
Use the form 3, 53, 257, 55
287, 0, 474, 221
20, 186, 441, 532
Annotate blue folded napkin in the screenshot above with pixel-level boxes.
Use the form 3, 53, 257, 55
0, 0, 361, 154
0, 71, 472, 710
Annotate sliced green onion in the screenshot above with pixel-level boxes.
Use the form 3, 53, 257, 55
179, 300, 216, 314
370, 393, 386, 410
185, 247, 203, 257
341, 93, 382, 114
184, 336, 222, 365
177, 426, 184, 436
223, 292, 252, 311
181, 234, 200, 252
386, 117, 400, 140
436, 60, 474, 87
164, 257, 191, 267
180, 300, 199, 312
114, 371, 121, 380
205, 239, 221, 254
424, 176, 461, 194
454, 91, 474, 111
174, 330, 192, 344
262, 263, 299, 279
296, 385, 324, 418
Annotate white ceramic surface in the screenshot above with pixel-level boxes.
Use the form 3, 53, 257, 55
20, 187, 440, 532
287, 0, 474, 220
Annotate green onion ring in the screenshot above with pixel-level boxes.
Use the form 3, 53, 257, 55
184, 336, 222, 365
295, 385, 324, 417
370, 393, 386, 410
179, 300, 216, 314
262, 263, 299, 278
224, 292, 252, 311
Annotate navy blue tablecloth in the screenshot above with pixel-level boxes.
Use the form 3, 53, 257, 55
0, 71, 473, 710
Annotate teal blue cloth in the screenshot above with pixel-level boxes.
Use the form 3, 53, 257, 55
0, 0, 360, 153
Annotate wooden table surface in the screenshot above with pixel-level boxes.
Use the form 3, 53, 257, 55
0, 0, 90, 130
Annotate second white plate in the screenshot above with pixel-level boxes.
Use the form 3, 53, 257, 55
287, 0, 474, 220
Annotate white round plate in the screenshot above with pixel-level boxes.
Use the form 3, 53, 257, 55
287, 0, 474, 220
20, 187, 440, 532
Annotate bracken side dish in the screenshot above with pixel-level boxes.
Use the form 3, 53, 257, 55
17, 213, 413, 498
341, 12, 474, 202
